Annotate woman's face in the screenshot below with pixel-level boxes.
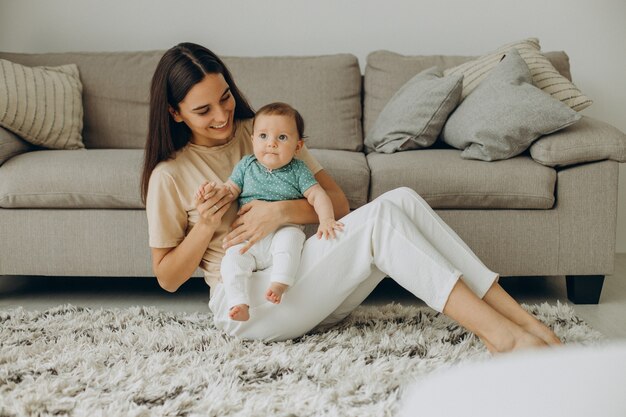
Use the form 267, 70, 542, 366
170, 73, 236, 146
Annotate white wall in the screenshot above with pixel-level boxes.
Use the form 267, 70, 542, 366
2, 0, 626, 251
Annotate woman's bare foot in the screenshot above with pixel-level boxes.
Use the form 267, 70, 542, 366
522, 320, 562, 346
266, 282, 289, 304
488, 328, 548, 354
229, 304, 249, 321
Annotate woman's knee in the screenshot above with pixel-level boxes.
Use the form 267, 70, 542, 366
368, 197, 406, 222
377, 186, 425, 207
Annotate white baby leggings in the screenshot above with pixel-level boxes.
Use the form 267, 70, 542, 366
220, 225, 306, 309
209, 187, 499, 341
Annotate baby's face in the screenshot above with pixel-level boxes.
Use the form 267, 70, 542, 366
251, 114, 303, 170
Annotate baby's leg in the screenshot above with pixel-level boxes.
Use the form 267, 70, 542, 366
266, 226, 306, 304
220, 243, 258, 321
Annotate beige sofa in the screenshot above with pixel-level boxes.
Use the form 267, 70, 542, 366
1, 49, 624, 304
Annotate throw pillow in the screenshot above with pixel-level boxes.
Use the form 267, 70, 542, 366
0, 59, 84, 149
0, 126, 34, 166
441, 48, 581, 162
443, 38, 592, 111
364, 67, 463, 153
530, 116, 626, 167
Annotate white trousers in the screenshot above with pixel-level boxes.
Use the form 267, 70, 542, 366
220, 225, 306, 309
209, 187, 498, 341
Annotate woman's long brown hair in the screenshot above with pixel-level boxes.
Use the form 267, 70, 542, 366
140, 42, 255, 204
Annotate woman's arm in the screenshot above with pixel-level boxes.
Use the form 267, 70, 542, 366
151, 221, 217, 292
152, 182, 233, 292
223, 169, 349, 253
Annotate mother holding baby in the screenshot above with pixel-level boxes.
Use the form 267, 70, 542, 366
141, 42, 560, 352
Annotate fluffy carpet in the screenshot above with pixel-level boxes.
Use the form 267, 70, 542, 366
0, 302, 603, 417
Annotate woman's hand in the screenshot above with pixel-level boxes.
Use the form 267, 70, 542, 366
194, 181, 233, 228
223, 200, 281, 254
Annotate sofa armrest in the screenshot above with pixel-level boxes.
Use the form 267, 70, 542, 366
0, 126, 34, 166
529, 116, 626, 168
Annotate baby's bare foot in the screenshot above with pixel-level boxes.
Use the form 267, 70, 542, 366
229, 304, 249, 321
266, 282, 289, 304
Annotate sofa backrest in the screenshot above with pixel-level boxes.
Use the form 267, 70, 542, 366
0, 51, 363, 151
363, 50, 572, 136
0, 51, 162, 150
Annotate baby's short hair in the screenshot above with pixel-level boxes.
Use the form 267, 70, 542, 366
253, 102, 306, 139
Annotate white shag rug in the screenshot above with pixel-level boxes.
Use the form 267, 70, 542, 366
0, 302, 603, 417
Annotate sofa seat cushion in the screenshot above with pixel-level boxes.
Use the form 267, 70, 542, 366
0, 148, 371, 211
309, 149, 370, 210
0, 149, 144, 208
368, 149, 556, 209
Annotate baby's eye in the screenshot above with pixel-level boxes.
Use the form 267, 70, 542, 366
278, 134, 288, 142
259, 133, 267, 140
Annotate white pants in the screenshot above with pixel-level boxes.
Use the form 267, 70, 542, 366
220, 225, 306, 309
209, 187, 499, 341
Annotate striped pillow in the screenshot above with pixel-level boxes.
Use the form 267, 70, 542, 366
443, 38, 592, 111
0, 59, 84, 149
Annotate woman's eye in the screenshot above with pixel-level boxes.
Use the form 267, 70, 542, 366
278, 134, 288, 141
198, 109, 209, 115
220, 94, 231, 102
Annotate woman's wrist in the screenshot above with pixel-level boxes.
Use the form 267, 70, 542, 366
276, 200, 292, 223
278, 198, 319, 225
194, 219, 218, 236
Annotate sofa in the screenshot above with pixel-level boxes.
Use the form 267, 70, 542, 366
1, 46, 625, 304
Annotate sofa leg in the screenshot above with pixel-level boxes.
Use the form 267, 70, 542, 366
565, 275, 605, 304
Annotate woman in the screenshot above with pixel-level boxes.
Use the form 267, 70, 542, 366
141, 42, 561, 352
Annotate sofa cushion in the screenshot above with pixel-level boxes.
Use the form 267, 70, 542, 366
0, 59, 84, 149
368, 149, 556, 209
225, 55, 363, 151
443, 38, 592, 111
0, 149, 144, 209
0, 126, 34, 167
0, 51, 363, 152
0, 148, 369, 211
364, 67, 463, 153
364, 49, 571, 137
0, 51, 162, 150
530, 116, 626, 167
308, 149, 370, 210
441, 49, 581, 162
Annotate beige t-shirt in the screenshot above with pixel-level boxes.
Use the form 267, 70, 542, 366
146, 118, 323, 288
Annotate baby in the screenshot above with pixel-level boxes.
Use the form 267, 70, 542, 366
196, 102, 344, 321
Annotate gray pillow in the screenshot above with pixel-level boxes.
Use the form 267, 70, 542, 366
441, 48, 581, 161
530, 116, 626, 167
365, 67, 463, 154
0, 126, 33, 167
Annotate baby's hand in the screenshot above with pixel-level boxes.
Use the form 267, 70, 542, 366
193, 182, 213, 210
194, 183, 234, 208
316, 218, 344, 240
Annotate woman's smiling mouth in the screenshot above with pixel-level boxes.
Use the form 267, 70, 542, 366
210, 121, 228, 129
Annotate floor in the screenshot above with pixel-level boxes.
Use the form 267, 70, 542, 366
1, 254, 625, 340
